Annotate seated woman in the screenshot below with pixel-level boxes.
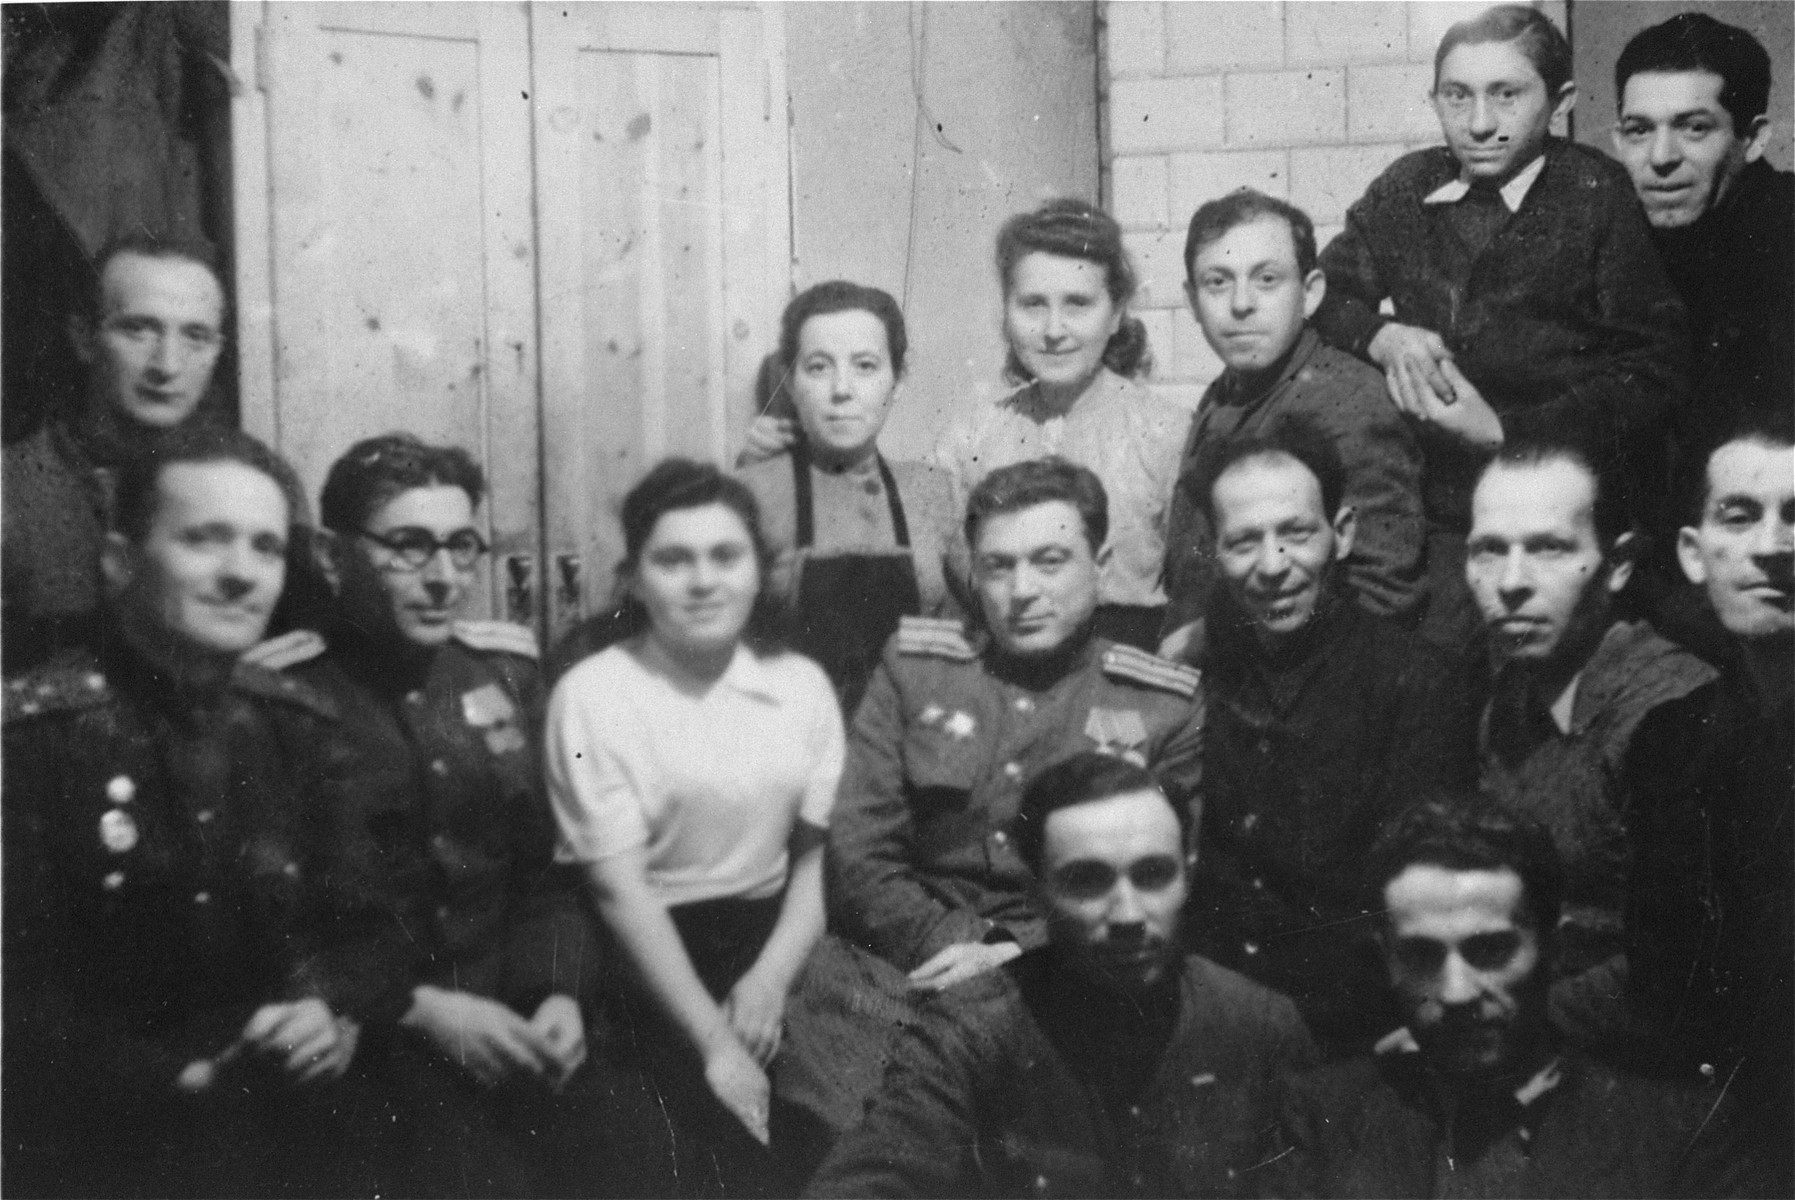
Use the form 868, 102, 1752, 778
545, 459, 845, 1196
933, 198, 1189, 651
736, 280, 959, 715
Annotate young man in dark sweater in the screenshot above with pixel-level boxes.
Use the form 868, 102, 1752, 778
1315, 5, 1687, 655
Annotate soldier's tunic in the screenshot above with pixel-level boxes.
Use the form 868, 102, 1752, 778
830, 616, 1205, 969
286, 620, 603, 1198
2, 634, 395, 1198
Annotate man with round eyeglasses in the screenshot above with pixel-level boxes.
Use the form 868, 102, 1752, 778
270, 432, 608, 1196
809, 752, 1315, 1197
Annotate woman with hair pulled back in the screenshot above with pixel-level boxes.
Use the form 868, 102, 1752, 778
934, 198, 1190, 650
736, 280, 959, 716
544, 459, 844, 1192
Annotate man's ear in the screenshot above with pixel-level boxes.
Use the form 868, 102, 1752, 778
99, 531, 135, 596
1743, 114, 1771, 164
1094, 539, 1115, 571
1301, 269, 1327, 320
1332, 504, 1358, 561
312, 527, 345, 594
1551, 81, 1578, 127
1604, 530, 1637, 595
1676, 526, 1709, 588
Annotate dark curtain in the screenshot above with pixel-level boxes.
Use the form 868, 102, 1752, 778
3, 1, 235, 443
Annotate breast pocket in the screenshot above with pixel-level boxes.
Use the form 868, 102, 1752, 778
902, 724, 989, 855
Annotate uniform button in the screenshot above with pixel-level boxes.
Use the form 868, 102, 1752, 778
196, 809, 216, 824
1127, 1104, 1142, 1119
1013, 696, 1034, 713
1241, 813, 1259, 833
992, 830, 1009, 846
194, 891, 211, 905
1251, 876, 1264, 891
1033, 1176, 1048, 1194
430, 759, 449, 776
406, 691, 425, 705
1243, 941, 1259, 956
84, 673, 105, 691
283, 862, 301, 877
105, 775, 137, 805
102, 871, 125, 891
1003, 762, 1022, 780
437, 905, 452, 923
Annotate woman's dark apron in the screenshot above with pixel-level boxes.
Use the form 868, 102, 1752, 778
789, 445, 923, 716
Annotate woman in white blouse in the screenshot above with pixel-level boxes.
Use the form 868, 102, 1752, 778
544, 459, 844, 1190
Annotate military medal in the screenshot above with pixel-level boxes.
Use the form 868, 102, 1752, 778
99, 808, 139, 854
105, 775, 136, 805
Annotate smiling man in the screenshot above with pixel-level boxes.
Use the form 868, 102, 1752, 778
4, 232, 230, 672
1187, 421, 1473, 1055
1466, 440, 1714, 1046
1314, 4, 1686, 654
1162, 189, 1423, 653
811, 753, 1315, 1197
1272, 797, 1768, 1198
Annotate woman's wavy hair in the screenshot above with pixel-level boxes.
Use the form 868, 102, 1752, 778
607, 458, 790, 655
995, 198, 1152, 383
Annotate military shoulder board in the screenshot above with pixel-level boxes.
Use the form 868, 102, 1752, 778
894, 615, 977, 662
232, 661, 342, 721
453, 619, 541, 661
4, 661, 112, 724
1100, 644, 1200, 698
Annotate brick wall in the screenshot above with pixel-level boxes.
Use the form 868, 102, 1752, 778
1103, 0, 1563, 409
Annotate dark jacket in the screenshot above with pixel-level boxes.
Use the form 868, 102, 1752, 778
1269, 1047, 1771, 1198
1192, 589, 1475, 1049
291, 627, 596, 1019
1626, 660, 1793, 1189
829, 617, 1205, 971
1315, 139, 1687, 533
808, 950, 1318, 1198
1165, 328, 1425, 629
2, 635, 398, 1195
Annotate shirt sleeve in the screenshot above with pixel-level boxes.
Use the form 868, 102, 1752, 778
1314, 178, 1396, 362
543, 662, 651, 863
797, 659, 846, 829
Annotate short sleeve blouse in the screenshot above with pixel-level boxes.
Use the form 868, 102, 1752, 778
545, 638, 845, 906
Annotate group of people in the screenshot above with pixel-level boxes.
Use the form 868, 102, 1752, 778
2, 5, 1790, 1198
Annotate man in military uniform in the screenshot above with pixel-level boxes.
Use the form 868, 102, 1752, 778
779, 459, 1204, 1152
3, 426, 392, 1197
280, 433, 604, 1197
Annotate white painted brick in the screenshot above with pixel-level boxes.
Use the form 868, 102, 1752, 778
1285, 2, 1407, 66
1124, 229, 1189, 310
1289, 143, 1405, 225
1111, 76, 1226, 155
1113, 155, 1171, 230
1166, 1, 1284, 75
1347, 62, 1437, 143
1407, 2, 1496, 62
1173, 304, 1226, 387
1170, 150, 1289, 223
1226, 69, 1345, 148
1138, 309, 1177, 376
1106, 1, 1165, 78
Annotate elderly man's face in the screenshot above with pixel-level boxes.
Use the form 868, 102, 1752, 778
1212, 452, 1353, 643
1040, 787, 1187, 995
1466, 459, 1629, 669
1615, 71, 1763, 229
972, 500, 1103, 658
78, 252, 225, 430
1384, 863, 1545, 1079
1679, 438, 1795, 641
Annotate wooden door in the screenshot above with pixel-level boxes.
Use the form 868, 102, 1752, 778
529, 2, 791, 643
238, 1, 542, 622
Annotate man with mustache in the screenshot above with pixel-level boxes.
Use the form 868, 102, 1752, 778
1465, 440, 1713, 1045
810, 752, 1314, 1197
1271, 797, 1767, 1197
4, 233, 229, 673
1627, 406, 1795, 1191
2, 426, 388, 1196
1186, 419, 1472, 1056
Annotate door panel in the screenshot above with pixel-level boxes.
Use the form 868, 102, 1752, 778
250, 2, 541, 621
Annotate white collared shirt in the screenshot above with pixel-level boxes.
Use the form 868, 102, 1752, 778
1422, 153, 1548, 214
546, 637, 844, 905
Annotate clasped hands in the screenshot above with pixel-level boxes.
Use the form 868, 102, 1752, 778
1368, 323, 1504, 451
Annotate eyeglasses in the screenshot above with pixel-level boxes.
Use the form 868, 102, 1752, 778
1050, 854, 1182, 901
357, 526, 489, 570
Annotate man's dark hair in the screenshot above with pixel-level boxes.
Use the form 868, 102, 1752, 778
320, 433, 487, 533
112, 424, 303, 544
1615, 12, 1773, 136
778, 280, 909, 377
965, 456, 1109, 554
1013, 750, 1184, 877
1183, 188, 1319, 282
1191, 415, 1346, 528
1368, 795, 1565, 937
1435, 5, 1572, 96
84, 231, 225, 323
613, 457, 789, 653
1682, 401, 1795, 526
1476, 438, 1635, 552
